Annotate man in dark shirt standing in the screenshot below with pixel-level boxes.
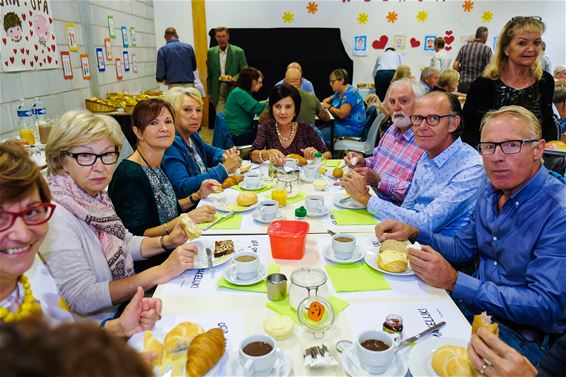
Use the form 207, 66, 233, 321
453, 26, 492, 93
156, 27, 197, 89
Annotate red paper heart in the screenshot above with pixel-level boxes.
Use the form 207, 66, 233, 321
40, 62, 43, 67
444, 36, 455, 45
52, 34, 55, 40
20, 48, 24, 53
22, 13, 26, 21
445, 46, 452, 51
26, 49, 29, 55
34, 55, 38, 62
30, 30, 33, 37
55, 60, 58, 65
47, 56, 52, 63
2, 37, 6, 45
42, 49, 45, 54
29, 10, 33, 16
10, 56, 14, 64
4, 61, 8, 67
29, 20, 32, 27
13, 49, 17, 54
21, 58, 26, 65
51, 45, 56, 52
372, 35, 389, 49
410, 38, 421, 48
30, 61, 34, 67
43, 58, 46, 63
49, 17, 53, 24
47, 46, 50, 52
445, 30, 453, 36
34, 44, 38, 51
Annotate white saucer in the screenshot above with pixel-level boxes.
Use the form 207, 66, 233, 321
223, 262, 268, 286
364, 250, 415, 276
333, 195, 367, 209
306, 206, 330, 218
323, 245, 365, 264
238, 180, 267, 191
252, 209, 284, 224
300, 172, 317, 183
408, 337, 469, 377
339, 343, 408, 377
227, 348, 292, 377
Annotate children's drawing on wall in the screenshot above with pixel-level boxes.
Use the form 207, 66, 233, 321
123, 50, 130, 71
61, 51, 72, 79
424, 35, 436, 51
130, 26, 136, 47
1, 0, 59, 72
80, 53, 90, 79
104, 38, 112, 61
115, 57, 123, 80
131, 52, 137, 74
66, 23, 78, 51
107, 16, 115, 39
121, 26, 128, 48
96, 47, 105, 72
353, 35, 367, 56
394, 35, 406, 50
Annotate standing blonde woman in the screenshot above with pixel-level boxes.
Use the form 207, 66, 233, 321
42, 110, 197, 320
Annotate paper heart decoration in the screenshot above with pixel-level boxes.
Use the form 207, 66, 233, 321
445, 46, 452, 51
2, 37, 6, 45
410, 38, 421, 48
29, 10, 32, 16
34, 55, 38, 62
22, 13, 26, 21
28, 20, 32, 27
39, 62, 43, 67
51, 45, 56, 52
47, 46, 50, 52
49, 17, 53, 24
21, 58, 26, 65
42, 49, 45, 54
34, 44, 38, 51
52, 34, 55, 40
55, 59, 58, 65
47, 56, 52, 63
13, 49, 17, 54
26, 49, 29, 55
445, 30, 453, 36
25, 36, 29, 41
4, 61, 8, 67
20, 48, 24, 53
372, 35, 389, 49
444, 36, 455, 45
30, 30, 33, 37
10, 56, 14, 64
30, 61, 34, 67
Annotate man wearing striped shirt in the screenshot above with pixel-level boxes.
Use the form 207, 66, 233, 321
344, 78, 425, 205
453, 26, 492, 93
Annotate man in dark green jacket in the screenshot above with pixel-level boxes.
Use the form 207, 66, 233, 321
207, 26, 248, 112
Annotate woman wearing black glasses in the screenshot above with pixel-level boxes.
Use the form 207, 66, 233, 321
463, 16, 556, 148
41, 110, 197, 321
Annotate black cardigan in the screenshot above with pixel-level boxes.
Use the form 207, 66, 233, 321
462, 71, 556, 147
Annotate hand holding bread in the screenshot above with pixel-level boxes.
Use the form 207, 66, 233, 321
179, 213, 202, 240
377, 239, 409, 273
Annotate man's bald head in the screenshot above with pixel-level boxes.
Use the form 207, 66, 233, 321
285, 68, 302, 88
287, 62, 302, 72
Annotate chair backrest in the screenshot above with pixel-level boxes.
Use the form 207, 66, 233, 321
364, 112, 386, 151
211, 112, 235, 149
358, 106, 378, 141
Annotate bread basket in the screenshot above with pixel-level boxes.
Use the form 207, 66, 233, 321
85, 99, 118, 113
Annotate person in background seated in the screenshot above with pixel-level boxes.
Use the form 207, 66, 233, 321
376, 106, 566, 365
283, 68, 330, 125
276, 62, 316, 95
420, 67, 439, 93
430, 37, 452, 72
0, 141, 161, 336
163, 87, 242, 198
109, 99, 217, 272
552, 79, 566, 137
554, 65, 566, 80
435, 69, 461, 93
342, 90, 484, 236
224, 67, 268, 146
250, 84, 330, 166
320, 69, 366, 146
41, 111, 197, 321
344, 79, 424, 205
391, 65, 413, 83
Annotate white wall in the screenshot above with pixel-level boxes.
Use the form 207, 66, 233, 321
154, 0, 565, 86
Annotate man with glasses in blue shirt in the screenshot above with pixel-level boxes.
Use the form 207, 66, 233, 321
342, 90, 484, 237
376, 105, 566, 366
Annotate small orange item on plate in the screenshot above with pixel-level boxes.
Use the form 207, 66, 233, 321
307, 301, 325, 322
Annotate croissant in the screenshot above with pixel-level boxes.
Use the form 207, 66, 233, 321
143, 330, 164, 366
186, 328, 226, 377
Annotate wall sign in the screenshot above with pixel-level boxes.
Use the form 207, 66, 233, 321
123, 50, 130, 71
107, 16, 115, 38
80, 53, 90, 79
104, 38, 112, 61
66, 22, 78, 51
115, 57, 123, 80
60, 50, 73, 79
96, 47, 105, 72
121, 26, 128, 48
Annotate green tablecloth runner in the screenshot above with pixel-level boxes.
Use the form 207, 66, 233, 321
332, 209, 377, 225
325, 263, 391, 292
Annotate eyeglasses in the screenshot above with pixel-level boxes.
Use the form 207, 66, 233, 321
0, 203, 56, 232
410, 114, 455, 127
64, 151, 119, 166
477, 139, 539, 155
510, 16, 543, 23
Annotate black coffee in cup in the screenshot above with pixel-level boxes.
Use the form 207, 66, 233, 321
361, 339, 390, 351
243, 341, 273, 356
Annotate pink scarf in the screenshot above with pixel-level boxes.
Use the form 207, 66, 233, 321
47, 174, 134, 280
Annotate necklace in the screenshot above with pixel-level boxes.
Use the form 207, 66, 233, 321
0, 275, 42, 323
276, 122, 297, 142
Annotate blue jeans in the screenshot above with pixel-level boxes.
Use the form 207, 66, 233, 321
454, 299, 551, 366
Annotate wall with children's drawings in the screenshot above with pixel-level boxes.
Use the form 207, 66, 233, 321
156, 0, 565, 92
0, 0, 158, 138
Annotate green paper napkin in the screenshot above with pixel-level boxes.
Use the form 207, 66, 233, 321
266, 295, 349, 324
323, 159, 343, 167
286, 192, 307, 205
217, 264, 280, 292
231, 182, 275, 193
332, 209, 377, 225
325, 263, 391, 292
199, 213, 243, 230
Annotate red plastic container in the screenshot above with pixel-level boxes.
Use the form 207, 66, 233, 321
267, 220, 310, 260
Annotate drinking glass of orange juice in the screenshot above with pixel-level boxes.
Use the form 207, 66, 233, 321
272, 189, 287, 207
19, 129, 35, 145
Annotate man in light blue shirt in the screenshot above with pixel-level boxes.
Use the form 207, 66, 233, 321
342, 90, 484, 237
276, 62, 315, 95
377, 106, 566, 365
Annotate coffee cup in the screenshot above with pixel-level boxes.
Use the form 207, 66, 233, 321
332, 233, 356, 260
240, 334, 277, 374
303, 164, 318, 180
244, 174, 262, 189
284, 158, 298, 170
356, 330, 399, 374
305, 195, 325, 214
257, 200, 279, 220
233, 251, 259, 280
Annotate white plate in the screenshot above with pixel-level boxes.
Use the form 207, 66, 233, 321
216, 201, 259, 213
323, 245, 365, 264
223, 262, 268, 286
227, 347, 292, 377
238, 180, 267, 191
300, 172, 316, 183
252, 209, 284, 224
339, 342, 409, 377
333, 195, 367, 209
326, 166, 348, 179
189, 240, 233, 270
364, 250, 415, 276
408, 337, 469, 377
306, 206, 330, 218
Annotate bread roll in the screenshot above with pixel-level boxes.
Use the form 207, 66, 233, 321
472, 312, 499, 336
237, 192, 257, 206
163, 322, 205, 354
144, 330, 164, 366
263, 315, 294, 340
286, 153, 307, 166
186, 328, 226, 377
377, 250, 408, 272
179, 213, 202, 240
431, 345, 476, 377
380, 239, 408, 253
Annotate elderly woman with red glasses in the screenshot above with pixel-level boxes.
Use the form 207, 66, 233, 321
0, 141, 161, 338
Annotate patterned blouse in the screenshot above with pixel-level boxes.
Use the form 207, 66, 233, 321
252, 119, 328, 156
141, 166, 178, 224
495, 80, 543, 123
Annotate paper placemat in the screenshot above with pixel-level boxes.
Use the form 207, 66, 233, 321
217, 264, 280, 292
266, 295, 349, 324
332, 209, 377, 225
199, 213, 243, 230
323, 159, 343, 167
286, 192, 307, 205
325, 263, 391, 292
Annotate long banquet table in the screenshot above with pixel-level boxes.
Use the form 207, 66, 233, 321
146, 162, 472, 377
